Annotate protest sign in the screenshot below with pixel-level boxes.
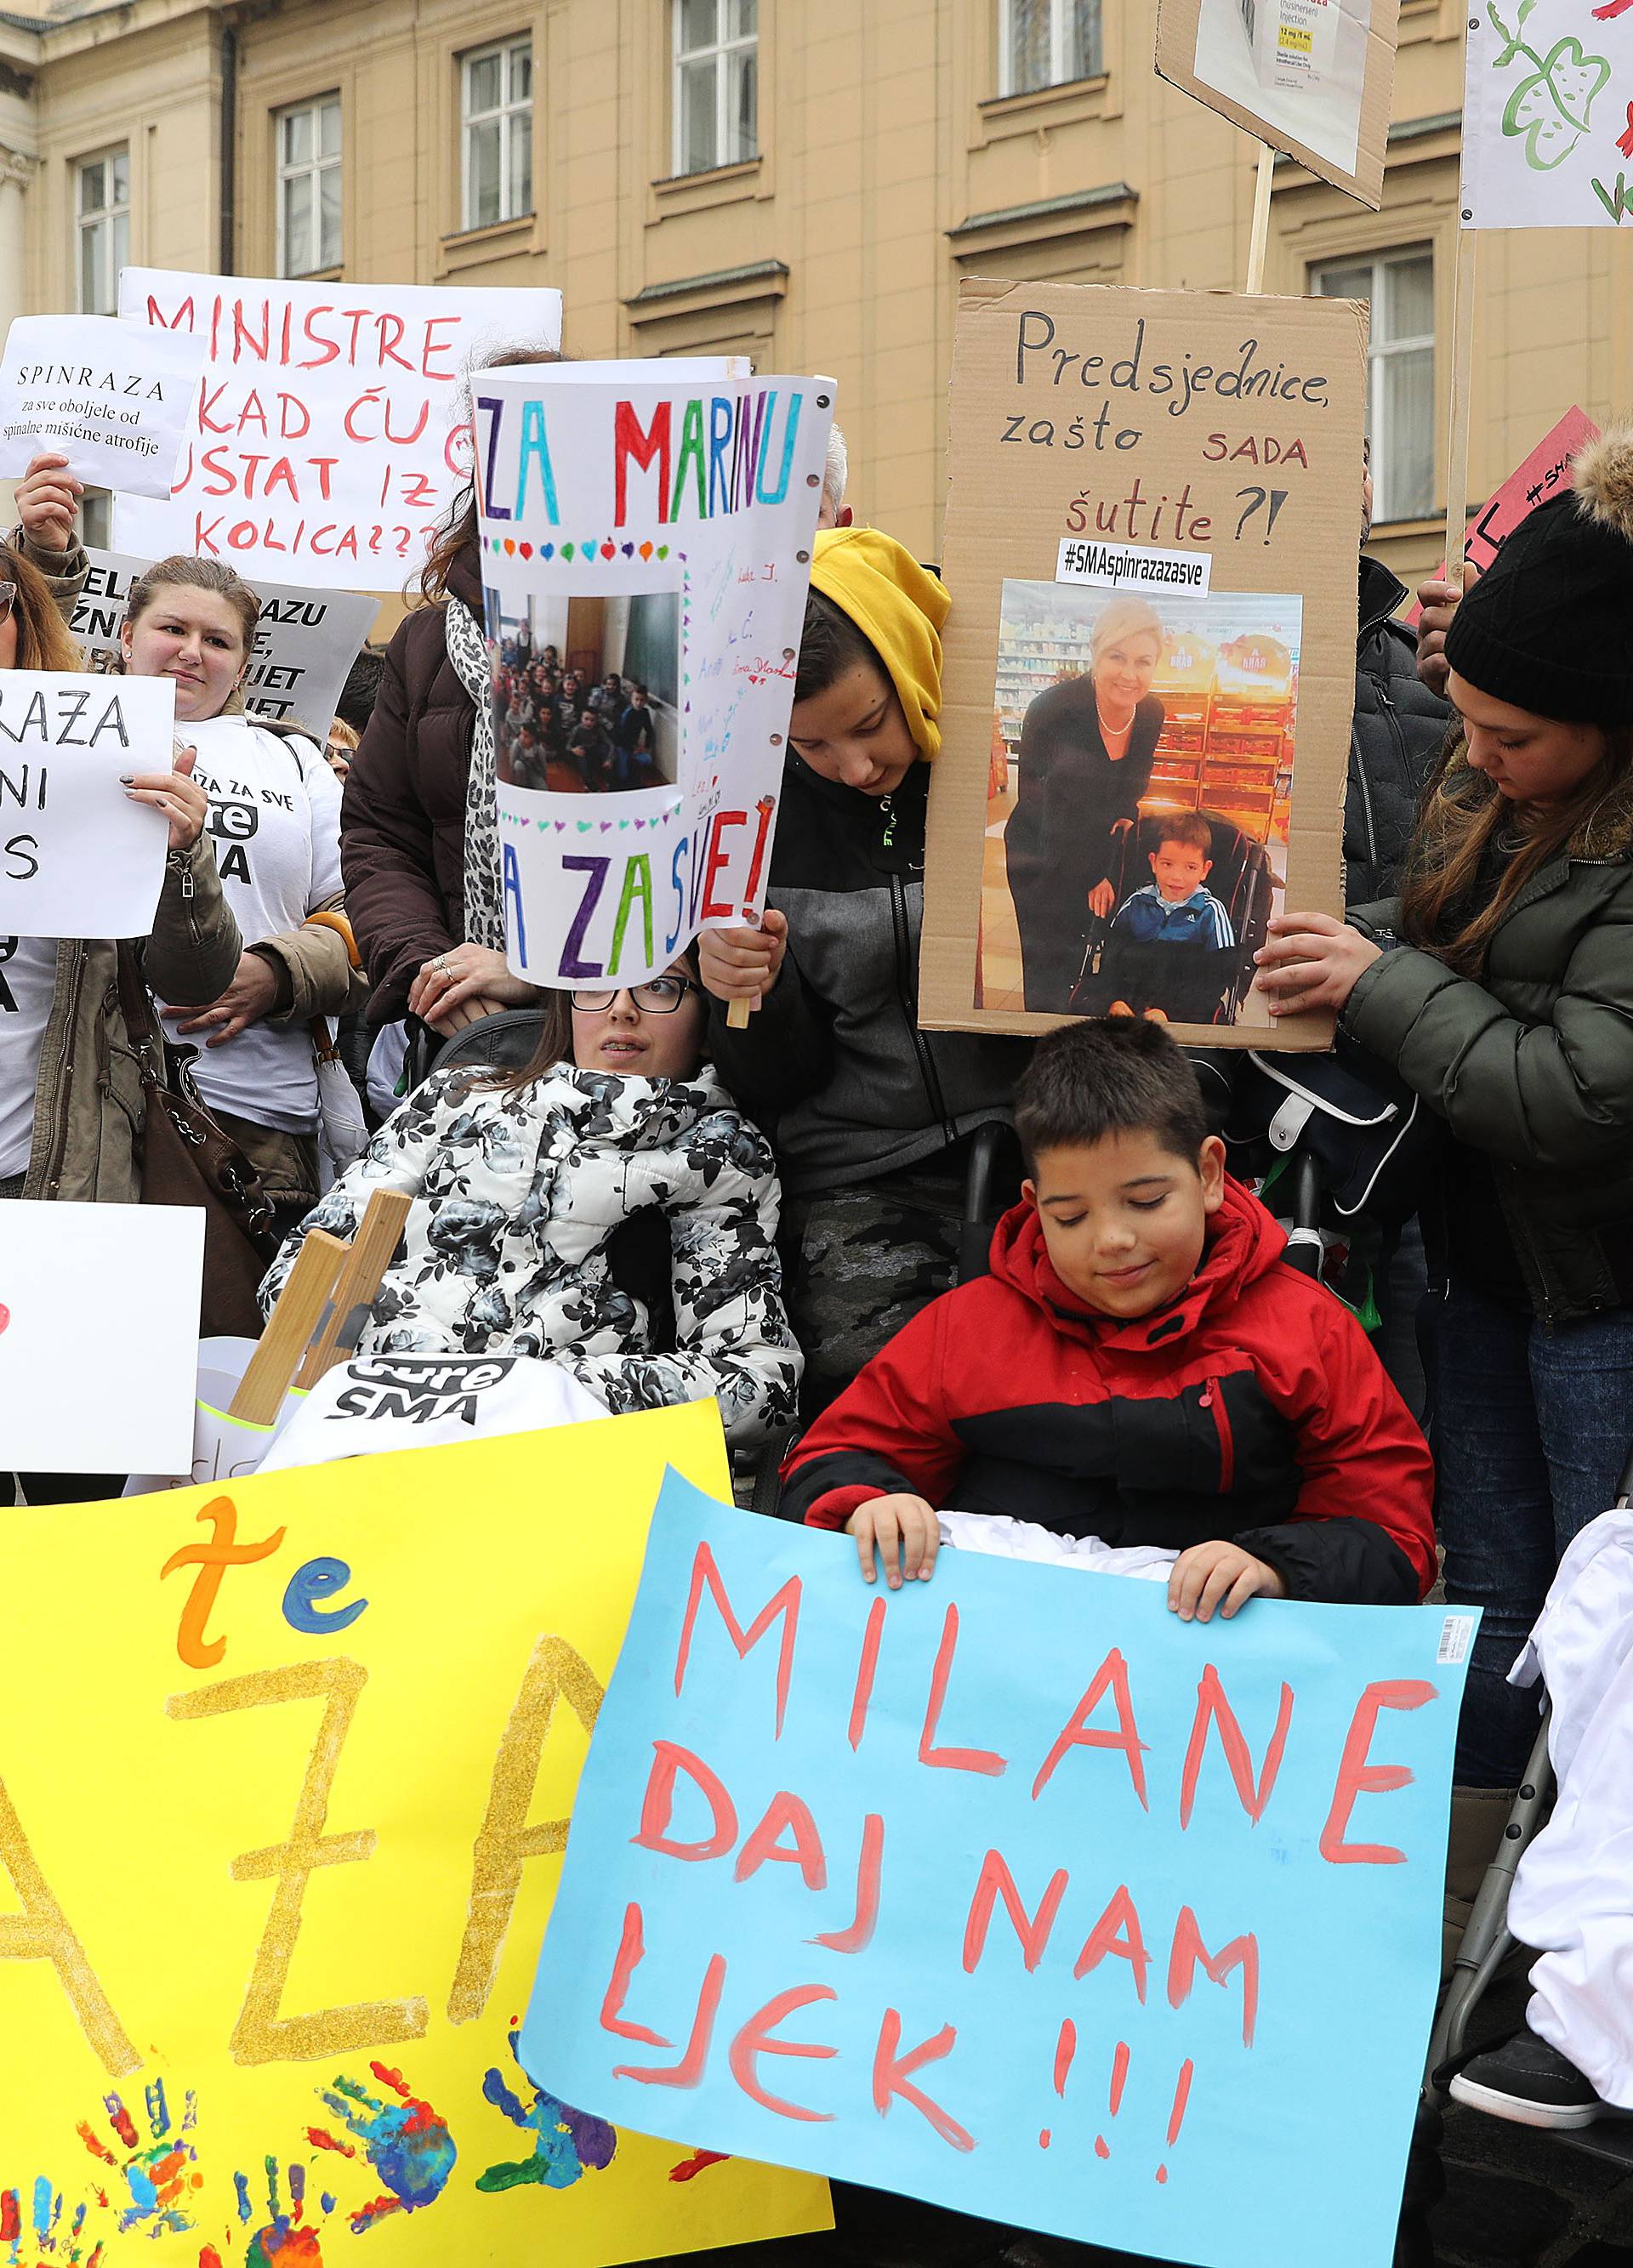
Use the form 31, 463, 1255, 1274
523, 1471, 1471, 2268
1405, 405, 1601, 622
71, 549, 378, 736
1461, 0, 1633, 227
123, 1338, 296, 1497
476, 363, 831, 988
921, 276, 1366, 1046
259, 1351, 607, 1472
0, 1407, 832, 2265
0, 673, 175, 938
0, 315, 207, 499
113, 271, 563, 587
0, 1201, 202, 1472
1156, 0, 1400, 207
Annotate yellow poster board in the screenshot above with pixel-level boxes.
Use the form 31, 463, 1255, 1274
0, 1405, 831, 2266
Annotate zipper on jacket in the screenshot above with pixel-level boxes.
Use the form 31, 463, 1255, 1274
1200, 1377, 1236, 1492
885, 851, 955, 1150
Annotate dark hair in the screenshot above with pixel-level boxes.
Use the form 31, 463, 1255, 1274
1152, 812, 1213, 855
418, 344, 564, 601
794, 586, 882, 707
335, 648, 386, 733
1014, 1017, 1209, 1170
495, 943, 703, 1093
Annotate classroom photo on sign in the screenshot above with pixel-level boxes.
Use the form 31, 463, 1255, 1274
1192, 0, 1368, 175
985, 580, 1301, 1026
490, 587, 680, 796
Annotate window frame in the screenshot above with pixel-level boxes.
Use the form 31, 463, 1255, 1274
672, 0, 759, 179
273, 92, 344, 280
460, 33, 534, 233
1312, 244, 1436, 524
997, 0, 1103, 99
75, 145, 130, 316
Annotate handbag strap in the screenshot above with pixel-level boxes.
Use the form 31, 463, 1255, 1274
113, 943, 166, 1094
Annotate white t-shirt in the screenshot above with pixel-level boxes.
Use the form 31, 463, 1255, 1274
0, 935, 60, 1179
258, 1352, 607, 1472
156, 717, 344, 1136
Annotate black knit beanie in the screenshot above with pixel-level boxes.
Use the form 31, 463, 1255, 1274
1444, 425, 1633, 725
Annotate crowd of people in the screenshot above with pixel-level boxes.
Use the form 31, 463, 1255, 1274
6, 370, 1633, 2257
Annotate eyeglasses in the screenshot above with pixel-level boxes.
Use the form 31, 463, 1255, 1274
570, 975, 698, 1015
0, 583, 17, 624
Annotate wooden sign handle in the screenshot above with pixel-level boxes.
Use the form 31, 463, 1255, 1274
228, 1230, 349, 1425
1444, 230, 1478, 587
1244, 141, 1274, 296
726, 997, 752, 1029
293, 1189, 414, 1390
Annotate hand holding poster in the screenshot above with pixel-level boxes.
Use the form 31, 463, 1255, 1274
0, 314, 207, 499
476, 364, 831, 987
1155, 0, 1401, 207
71, 548, 378, 736
522, 1473, 1471, 2268
1462, 0, 1632, 227
0, 1407, 832, 2265
113, 271, 563, 586
0, 673, 175, 937
922, 276, 1367, 1046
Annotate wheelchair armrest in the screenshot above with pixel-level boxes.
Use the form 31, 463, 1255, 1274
748, 1426, 801, 1521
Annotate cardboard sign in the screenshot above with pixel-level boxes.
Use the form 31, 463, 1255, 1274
113, 271, 563, 587
71, 549, 378, 736
1405, 405, 1601, 622
522, 1472, 1472, 2268
0, 1201, 202, 1471
1462, 0, 1633, 227
1155, 0, 1401, 208
0, 673, 175, 938
475, 364, 830, 988
0, 1408, 832, 2265
921, 276, 1366, 1047
0, 315, 207, 499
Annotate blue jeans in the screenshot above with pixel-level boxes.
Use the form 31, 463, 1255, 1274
1431, 1282, 1633, 1783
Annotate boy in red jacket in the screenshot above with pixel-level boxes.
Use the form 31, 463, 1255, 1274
782, 1017, 1435, 1617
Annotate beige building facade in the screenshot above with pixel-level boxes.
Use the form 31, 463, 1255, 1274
0, 0, 1621, 588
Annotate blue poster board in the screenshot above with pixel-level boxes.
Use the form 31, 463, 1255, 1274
521, 1474, 1473, 2268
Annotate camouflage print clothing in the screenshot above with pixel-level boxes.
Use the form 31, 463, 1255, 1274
782, 1160, 965, 1419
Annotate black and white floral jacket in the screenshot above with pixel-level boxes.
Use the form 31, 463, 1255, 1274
260, 1062, 802, 1446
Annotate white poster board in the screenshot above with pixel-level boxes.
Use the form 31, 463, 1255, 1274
0, 314, 207, 497
71, 549, 378, 736
477, 363, 831, 986
114, 270, 564, 586
1461, 0, 1631, 227
0, 1201, 204, 1474
0, 674, 175, 938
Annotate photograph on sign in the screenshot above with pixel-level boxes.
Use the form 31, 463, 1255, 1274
0, 314, 207, 499
987, 583, 1301, 1025
1461, 0, 1628, 227
0, 674, 175, 939
922, 277, 1366, 1049
492, 585, 681, 794
1154, 0, 1399, 207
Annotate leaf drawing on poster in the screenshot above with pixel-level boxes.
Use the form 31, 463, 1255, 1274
1487, 0, 1609, 166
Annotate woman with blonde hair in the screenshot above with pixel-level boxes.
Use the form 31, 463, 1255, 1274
1004, 593, 1168, 1010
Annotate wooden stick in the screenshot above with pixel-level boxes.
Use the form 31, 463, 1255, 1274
1444, 229, 1479, 585
726, 997, 752, 1028
1244, 142, 1275, 296
293, 1189, 414, 1390
229, 1230, 348, 1424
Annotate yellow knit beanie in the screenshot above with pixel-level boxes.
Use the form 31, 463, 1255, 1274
809, 526, 950, 759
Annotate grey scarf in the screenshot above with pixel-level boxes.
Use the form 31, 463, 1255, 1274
444, 593, 505, 952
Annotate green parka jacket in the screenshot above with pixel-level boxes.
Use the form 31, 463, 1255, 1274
1345, 769, 1633, 1325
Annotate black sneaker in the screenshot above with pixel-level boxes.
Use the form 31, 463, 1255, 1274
1450, 2026, 1627, 2129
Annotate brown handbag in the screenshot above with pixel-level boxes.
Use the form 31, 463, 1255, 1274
115, 945, 278, 1339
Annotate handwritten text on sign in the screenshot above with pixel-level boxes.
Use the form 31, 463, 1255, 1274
523, 1475, 1471, 2268
113, 271, 562, 586
0, 1412, 829, 2267
0, 674, 175, 938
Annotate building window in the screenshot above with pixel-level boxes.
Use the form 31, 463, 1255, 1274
462, 36, 532, 231
674, 0, 757, 177
276, 95, 342, 277
76, 147, 129, 315
1314, 247, 1435, 523
999, 0, 1102, 96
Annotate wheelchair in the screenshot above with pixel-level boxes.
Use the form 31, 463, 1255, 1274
1068, 806, 1277, 1026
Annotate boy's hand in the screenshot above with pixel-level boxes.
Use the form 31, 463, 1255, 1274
1167, 1541, 1286, 1623
846, 1494, 939, 1589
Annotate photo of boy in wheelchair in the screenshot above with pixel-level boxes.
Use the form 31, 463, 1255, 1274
1071, 805, 1275, 1026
